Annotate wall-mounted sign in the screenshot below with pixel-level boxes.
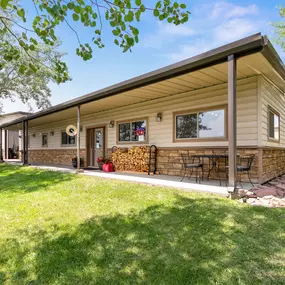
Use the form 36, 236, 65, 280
66, 125, 77, 137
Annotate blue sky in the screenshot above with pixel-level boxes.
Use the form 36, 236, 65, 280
3, 0, 285, 113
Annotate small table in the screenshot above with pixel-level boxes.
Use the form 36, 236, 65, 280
192, 154, 228, 185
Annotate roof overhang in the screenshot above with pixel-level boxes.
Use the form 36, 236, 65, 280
1, 33, 284, 129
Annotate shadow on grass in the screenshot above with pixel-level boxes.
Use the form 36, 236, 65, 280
1, 195, 285, 284
0, 164, 73, 193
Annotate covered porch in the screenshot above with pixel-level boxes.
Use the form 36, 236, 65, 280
1, 34, 284, 193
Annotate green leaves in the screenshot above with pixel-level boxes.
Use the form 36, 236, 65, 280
112, 28, 121, 36
0, 0, 10, 9
17, 8, 26, 22
72, 13, 79, 21
153, 9, 159, 17
135, 0, 142, 6
19, 64, 27, 74
0, 0, 190, 85
273, 6, 285, 52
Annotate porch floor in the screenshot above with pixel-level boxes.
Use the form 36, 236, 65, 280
3, 161, 256, 197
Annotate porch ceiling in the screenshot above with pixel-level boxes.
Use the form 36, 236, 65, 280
4, 51, 285, 130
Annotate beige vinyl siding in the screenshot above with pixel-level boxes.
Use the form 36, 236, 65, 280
28, 76, 258, 150
260, 76, 285, 147
28, 125, 78, 149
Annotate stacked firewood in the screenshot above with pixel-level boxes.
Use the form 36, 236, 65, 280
112, 146, 150, 172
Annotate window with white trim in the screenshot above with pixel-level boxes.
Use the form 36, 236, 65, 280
61, 131, 76, 145
268, 108, 280, 141
42, 133, 48, 147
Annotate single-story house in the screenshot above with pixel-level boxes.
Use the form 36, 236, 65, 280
0, 112, 30, 159
1, 33, 285, 190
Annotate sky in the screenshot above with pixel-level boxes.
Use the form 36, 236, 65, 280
2, 0, 285, 113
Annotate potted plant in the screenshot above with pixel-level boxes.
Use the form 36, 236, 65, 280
72, 157, 84, 168
97, 157, 105, 170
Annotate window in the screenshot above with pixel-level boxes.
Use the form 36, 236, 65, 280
118, 119, 147, 143
42, 133, 48, 147
61, 131, 76, 146
268, 108, 280, 141
175, 107, 226, 140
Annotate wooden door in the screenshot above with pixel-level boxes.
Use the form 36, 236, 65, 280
87, 127, 104, 167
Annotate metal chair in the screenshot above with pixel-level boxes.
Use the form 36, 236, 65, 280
180, 154, 203, 183
226, 154, 255, 187
237, 154, 255, 187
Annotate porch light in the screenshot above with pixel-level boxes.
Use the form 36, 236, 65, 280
50, 131, 54, 136
109, 120, 115, 128
155, 113, 162, 122
80, 126, 83, 132
32, 133, 36, 138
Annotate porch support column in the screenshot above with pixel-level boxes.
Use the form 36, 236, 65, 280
4, 130, 7, 160
0, 128, 3, 162
22, 121, 26, 164
25, 120, 29, 164
228, 54, 237, 192
76, 105, 83, 172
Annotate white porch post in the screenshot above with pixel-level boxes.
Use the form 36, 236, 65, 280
25, 120, 29, 164
77, 105, 82, 172
22, 121, 26, 164
228, 54, 237, 192
4, 130, 8, 160
0, 128, 3, 162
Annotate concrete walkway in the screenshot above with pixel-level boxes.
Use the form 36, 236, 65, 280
81, 170, 230, 197
3, 161, 234, 196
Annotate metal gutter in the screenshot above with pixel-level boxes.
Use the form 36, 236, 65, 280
261, 36, 285, 82
0, 33, 279, 129
0, 111, 31, 116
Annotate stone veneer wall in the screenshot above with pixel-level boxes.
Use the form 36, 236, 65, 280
27, 147, 285, 184
107, 147, 261, 183
156, 148, 260, 183
262, 149, 285, 183
28, 149, 86, 166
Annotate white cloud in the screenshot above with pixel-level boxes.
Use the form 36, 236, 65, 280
158, 0, 263, 63
214, 18, 259, 42
161, 23, 197, 36
211, 2, 259, 19
166, 40, 216, 62
144, 22, 197, 49
1, 98, 35, 114
166, 17, 261, 62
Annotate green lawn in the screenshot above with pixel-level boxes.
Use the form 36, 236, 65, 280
0, 164, 284, 285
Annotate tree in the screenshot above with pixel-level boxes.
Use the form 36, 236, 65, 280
0, 34, 68, 112
0, 0, 190, 86
273, 6, 285, 51
0, 12, 71, 112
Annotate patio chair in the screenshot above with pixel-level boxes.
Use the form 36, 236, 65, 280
226, 154, 255, 187
180, 154, 204, 183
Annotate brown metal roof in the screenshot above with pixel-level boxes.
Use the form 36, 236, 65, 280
1, 33, 284, 129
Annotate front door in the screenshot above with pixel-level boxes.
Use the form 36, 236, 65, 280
87, 127, 104, 168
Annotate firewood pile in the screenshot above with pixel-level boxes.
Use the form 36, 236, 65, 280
112, 146, 150, 172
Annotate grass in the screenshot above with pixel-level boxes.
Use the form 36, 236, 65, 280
0, 164, 284, 285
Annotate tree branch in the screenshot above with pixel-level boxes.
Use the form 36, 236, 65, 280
0, 16, 35, 33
